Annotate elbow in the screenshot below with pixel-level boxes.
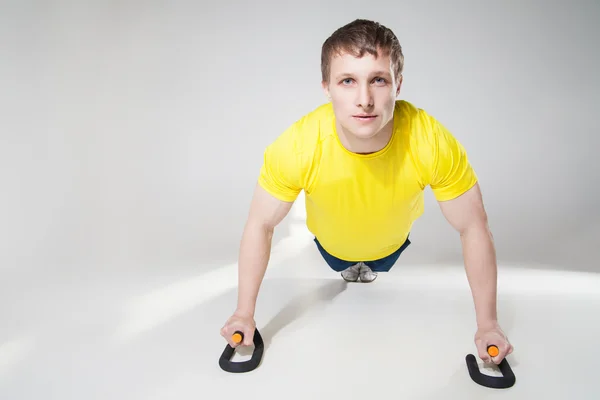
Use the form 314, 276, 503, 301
461, 219, 493, 243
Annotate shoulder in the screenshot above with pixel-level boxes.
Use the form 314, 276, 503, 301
394, 100, 436, 132
394, 99, 421, 116
266, 102, 332, 157
394, 100, 453, 150
396, 100, 477, 191
260, 103, 331, 189
280, 102, 332, 147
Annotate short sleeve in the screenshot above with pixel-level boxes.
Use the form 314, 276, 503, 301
417, 110, 478, 201
257, 124, 305, 202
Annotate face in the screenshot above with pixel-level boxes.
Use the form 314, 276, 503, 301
322, 50, 402, 142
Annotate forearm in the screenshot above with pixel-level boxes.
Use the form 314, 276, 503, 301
460, 224, 498, 328
235, 222, 273, 318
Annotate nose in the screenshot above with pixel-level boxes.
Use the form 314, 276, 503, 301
356, 83, 373, 108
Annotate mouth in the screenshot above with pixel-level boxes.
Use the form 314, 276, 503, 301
353, 115, 377, 121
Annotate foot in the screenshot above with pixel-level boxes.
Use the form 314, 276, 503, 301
359, 263, 377, 283
340, 263, 361, 282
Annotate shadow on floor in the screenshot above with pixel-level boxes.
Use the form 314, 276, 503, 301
230, 278, 348, 360
259, 279, 348, 349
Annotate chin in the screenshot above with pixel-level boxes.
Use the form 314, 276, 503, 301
351, 130, 379, 139
348, 124, 383, 138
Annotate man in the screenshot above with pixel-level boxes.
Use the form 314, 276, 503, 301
220, 19, 513, 365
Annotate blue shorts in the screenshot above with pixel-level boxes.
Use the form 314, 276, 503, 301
313, 235, 411, 273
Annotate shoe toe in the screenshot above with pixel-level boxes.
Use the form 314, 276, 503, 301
359, 264, 377, 282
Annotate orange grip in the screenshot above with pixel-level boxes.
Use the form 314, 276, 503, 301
232, 331, 244, 344
487, 345, 499, 357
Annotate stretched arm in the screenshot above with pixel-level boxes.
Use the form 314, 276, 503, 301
438, 183, 513, 363
236, 183, 294, 317
437, 182, 497, 327
220, 183, 294, 347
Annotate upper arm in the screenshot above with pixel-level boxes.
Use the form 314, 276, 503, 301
247, 183, 294, 231
415, 110, 478, 202
257, 121, 308, 203
252, 119, 311, 230
438, 182, 488, 233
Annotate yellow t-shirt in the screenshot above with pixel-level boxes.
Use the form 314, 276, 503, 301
258, 100, 478, 261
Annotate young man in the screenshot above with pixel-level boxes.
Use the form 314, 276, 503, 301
220, 19, 513, 365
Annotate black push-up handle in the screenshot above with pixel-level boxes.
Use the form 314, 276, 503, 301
219, 328, 264, 373
466, 345, 516, 389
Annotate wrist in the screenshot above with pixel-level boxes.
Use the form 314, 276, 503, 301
234, 307, 255, 319
477, 318, 498, 330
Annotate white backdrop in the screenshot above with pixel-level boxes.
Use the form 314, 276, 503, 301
1, 0, 598, 281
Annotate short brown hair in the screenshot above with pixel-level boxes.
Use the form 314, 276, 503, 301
321, 19, 404, 84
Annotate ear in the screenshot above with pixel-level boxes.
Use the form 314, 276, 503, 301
395, 74, 403, 96
321, 80, 331, 101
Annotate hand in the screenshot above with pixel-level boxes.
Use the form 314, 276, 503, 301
220, 311, 256, 348
474, 321, 513, 364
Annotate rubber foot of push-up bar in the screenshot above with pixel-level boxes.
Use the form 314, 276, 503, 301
219, 328, 264, 373
466, 344, 516, 389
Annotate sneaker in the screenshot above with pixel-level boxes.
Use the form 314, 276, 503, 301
340, 263, 361, 282
359, 263, 377, 283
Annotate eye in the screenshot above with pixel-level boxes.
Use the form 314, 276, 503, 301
373, 77, 387, 84
341, 78, 353, 85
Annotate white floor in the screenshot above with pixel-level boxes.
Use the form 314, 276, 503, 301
1, 229, 598, 400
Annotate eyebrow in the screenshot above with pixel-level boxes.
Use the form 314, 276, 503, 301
370, 70, 392, 76
335, 70, 392, 79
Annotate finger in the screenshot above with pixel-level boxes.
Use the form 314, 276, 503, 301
243, 328, 254, 346
221, 326, 236, 347
229, 328, 245, 347
227, 333, 240, 348
503, 342, 514, 359
491, 343, 510, 364
492, 352, 505, 364
476, 342, 491, 363
222, 324, 240, 347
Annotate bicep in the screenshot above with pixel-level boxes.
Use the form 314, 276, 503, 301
247, 183, 294, 231
438, 182, 488, 233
